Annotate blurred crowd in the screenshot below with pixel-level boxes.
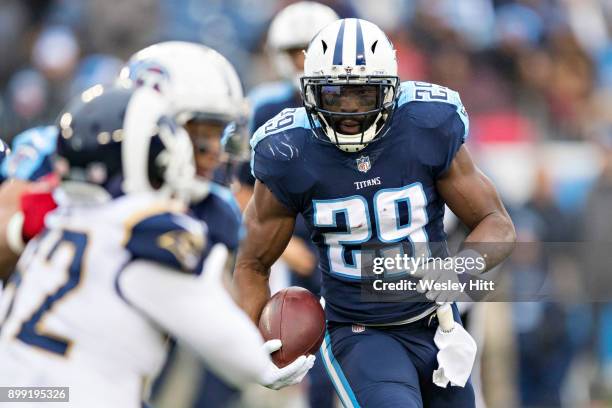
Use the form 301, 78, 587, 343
1, 0, 612, 407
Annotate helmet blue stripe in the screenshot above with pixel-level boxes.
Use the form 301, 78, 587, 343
332, 20, 346, 66
355, 20, 366, 65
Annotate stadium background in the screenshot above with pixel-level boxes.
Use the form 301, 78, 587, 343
1, 0, 611, 407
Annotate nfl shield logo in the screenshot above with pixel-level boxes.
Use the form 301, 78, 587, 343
356, 155, 371, 173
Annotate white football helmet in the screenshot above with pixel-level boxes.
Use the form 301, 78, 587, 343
301, 18, 400, 153
119, 41, 248, 200
267, 2, 339, 85
119, 41, 246, 126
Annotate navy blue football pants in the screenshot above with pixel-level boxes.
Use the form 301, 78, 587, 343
320, 304, 475, 408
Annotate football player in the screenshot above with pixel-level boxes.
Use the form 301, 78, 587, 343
121, 42, 315, 404
234, 19, 516, 407
0, 85, 312, 407
248, 3, 339, 407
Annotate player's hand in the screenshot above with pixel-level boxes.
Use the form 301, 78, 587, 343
258, 339, 315, 390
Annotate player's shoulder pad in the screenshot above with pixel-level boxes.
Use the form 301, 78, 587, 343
251, 107, 311, 159
123, 206, 207, 273
248, 81, 294, 111
396, 81, 469, 141
1, 126, 58, 181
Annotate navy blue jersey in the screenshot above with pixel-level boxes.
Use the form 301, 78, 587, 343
251, 81, 469, 324
248, 81, 302, 137
190, 182, 242, 265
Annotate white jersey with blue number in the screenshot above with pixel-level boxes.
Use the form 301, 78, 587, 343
0, 192, 205, 408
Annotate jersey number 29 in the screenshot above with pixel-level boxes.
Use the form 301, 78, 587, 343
313, 183, 430, 279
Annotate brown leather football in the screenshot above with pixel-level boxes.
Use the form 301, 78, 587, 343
258, 287, 326, 368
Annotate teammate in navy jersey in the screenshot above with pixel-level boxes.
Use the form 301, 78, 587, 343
235, 19, 515, 407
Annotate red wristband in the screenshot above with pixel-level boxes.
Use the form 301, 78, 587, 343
20, 191, 57, 241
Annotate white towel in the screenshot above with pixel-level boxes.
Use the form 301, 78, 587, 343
432, 322, 477, 388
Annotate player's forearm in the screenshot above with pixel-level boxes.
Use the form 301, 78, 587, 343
462, 210, 516, 270
233, 192, 295, 322
233, 258, 271, 323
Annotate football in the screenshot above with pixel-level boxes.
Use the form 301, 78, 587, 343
259, 287, 326, 368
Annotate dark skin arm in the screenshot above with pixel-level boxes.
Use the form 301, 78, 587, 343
436, 145, 516, 269
233, 180, 296, 323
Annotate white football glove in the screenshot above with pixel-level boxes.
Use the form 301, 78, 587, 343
259, 339, 316, 390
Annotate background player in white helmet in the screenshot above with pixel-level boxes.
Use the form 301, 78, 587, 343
0, 84, 312, 407
268, 1, 340, 87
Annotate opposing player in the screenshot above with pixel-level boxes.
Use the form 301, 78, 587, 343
121, 41, 315, 403
0, 85, 312, 407
234, 19, 516, 407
